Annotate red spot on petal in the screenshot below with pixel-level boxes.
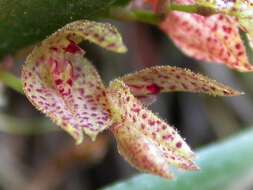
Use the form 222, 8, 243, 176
132, 107, 141, 113
235, 43, 241, 50
176, 142, 182, 148
64, 42, 81, 54
148, 120, 155, 126
162, 135, 173, 141
55, 79, 63, 85
50, 47, 58, 51
67, 79, 73, 86
142, 113, 147, 119
146, 84, 161, 94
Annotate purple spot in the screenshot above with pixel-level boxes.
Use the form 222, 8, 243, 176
98, 121, 104, 125
176, 142, 182, 148
67, 79, 73, 86
55, 79, 63, 85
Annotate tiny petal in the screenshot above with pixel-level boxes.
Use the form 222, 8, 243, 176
22, 20, 127, 143
107, 80, 198, 178
121, 66, 242, 104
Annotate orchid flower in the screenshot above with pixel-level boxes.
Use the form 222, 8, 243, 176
195, 0, 253, 49
21, 20, 241, 179
145, 0, 253, 72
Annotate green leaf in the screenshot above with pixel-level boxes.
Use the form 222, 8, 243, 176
102, 128, 253, 190
0, 0, 128, 58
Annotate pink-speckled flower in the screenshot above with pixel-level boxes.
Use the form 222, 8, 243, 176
145, 0, 253, 72
195, 0, 253, 50
22, 20, 241, 179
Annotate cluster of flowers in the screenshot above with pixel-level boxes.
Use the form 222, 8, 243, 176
22, 0, 253, 179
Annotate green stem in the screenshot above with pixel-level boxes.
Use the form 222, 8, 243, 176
169, 4, 200, 14
110, 4, 217, 25
0, 70, 24, 94
110, 8, 162, 25
168, 4, 217, 15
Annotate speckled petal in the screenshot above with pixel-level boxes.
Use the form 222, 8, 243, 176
196, 0, 253, 51
112, 123, 174, 179
22, 20, 127, 143
108, 80, 198, 178
144, 0, 253, 71
146, 0, 253, 58
160, 12, 253, 72
121, 66, 241, 104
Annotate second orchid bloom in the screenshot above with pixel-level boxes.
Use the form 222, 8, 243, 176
145, 0, 253, 72
22, 20, 241, 179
